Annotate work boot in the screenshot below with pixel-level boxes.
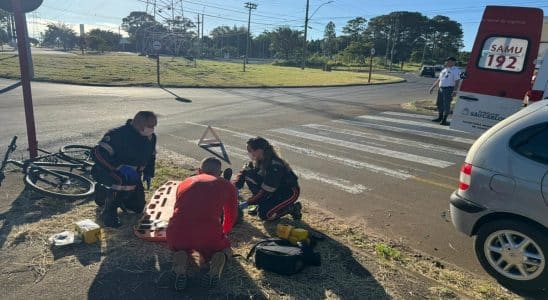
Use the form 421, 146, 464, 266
222, 168, 233, 181
202, 252, 227, 289
172, 251, 189, 291
101, 193, 121, 228
94, 184, 107, 206
440, 115, 450, 126
289, 202, 303, 221
431, 113, 443, 122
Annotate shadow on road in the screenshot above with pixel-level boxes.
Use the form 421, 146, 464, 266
160, 86, 192, 103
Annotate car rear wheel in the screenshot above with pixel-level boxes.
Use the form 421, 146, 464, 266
475, 219, 548, 293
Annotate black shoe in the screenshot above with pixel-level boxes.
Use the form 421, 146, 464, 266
102, 212, 121, 228
222, 168, 233, 181
101, 196, 122, 228
440, 120, 450, 126
289, 202, 303, 220
431, 117, 442, 122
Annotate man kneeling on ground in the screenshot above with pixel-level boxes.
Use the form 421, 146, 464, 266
166, 157, 238, 291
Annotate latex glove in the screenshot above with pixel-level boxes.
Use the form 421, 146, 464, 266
117, 165, 140, 183
239, 201, 249, 210
143, 175, 152, 190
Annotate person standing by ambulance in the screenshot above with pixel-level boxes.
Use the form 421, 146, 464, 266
429, 57, 462, 126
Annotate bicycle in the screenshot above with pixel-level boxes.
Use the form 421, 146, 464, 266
0, 136, 95, 200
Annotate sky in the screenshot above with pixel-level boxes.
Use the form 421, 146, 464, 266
23, 0, 548, 51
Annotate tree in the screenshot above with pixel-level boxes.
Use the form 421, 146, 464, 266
0, 9, 10, 49
253, 31, 272, 58
342, 17, 367, 41
210, 25, 249, 58
322, 21, 337, 57
87, 29, 121, 52
429, 15, 464, 62
365, 12, 443, 64
121, 11, 163, 53
269, 26, 302, 60
41, 24, 78, 51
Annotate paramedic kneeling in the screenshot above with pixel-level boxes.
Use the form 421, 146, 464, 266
166, 157, 238, 291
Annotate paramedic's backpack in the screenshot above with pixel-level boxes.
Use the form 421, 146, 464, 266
246, 238, 321, 275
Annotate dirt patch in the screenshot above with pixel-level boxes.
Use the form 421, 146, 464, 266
401, 99, 456, 115
0, 161, 519, 299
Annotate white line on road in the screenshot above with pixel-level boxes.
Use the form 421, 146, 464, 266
271, 128, 454, 168
333, 119, 475, 144
357, 115, 467, 132
223, 144, 371, 194
381, 111, 435, 120
184, 122, 412, 180
303, 124, 467, 157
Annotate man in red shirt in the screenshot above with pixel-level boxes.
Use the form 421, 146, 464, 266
166, 157, 238, 291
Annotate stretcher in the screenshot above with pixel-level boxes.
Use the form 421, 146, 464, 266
134, 180, 181, 242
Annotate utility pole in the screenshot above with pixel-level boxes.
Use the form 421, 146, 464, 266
301, 0, 310, 70
243, 2, 257, 72
196, 13, 201, 59
389, 18, 398, 71
421, 34, 428, 66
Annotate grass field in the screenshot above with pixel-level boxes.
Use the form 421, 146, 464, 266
0, 52, 404, 87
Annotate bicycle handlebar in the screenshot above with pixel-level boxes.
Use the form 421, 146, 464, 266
1, 136, 17, 174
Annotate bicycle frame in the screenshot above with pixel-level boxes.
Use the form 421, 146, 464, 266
0, 136, 89, 187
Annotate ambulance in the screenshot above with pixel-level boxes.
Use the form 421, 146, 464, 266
451, 6, 548, 135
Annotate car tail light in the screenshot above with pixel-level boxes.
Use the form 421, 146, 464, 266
459, 163, 472, 191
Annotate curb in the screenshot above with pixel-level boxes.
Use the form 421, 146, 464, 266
0, 76, 406, 89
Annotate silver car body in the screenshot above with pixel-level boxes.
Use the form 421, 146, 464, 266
450, 100, 548, 235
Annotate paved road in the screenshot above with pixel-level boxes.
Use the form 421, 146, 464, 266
0, 74, 484, 274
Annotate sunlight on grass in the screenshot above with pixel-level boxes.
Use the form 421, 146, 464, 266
0, 52, 403, 87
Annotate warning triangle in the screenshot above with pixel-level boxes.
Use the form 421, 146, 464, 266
197, 126, 231, 164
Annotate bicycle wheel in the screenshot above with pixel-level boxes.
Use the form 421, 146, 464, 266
25, 168, 95, 200
59, 145, 95, 166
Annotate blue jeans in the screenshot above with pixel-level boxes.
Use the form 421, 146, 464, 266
437, 86, 454, 115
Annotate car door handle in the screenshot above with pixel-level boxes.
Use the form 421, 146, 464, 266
459, 95, 479, 101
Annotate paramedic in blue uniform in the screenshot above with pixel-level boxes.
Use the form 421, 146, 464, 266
429, 57, 462, 126
233, 137, 302, 221
91, 111, 157, 227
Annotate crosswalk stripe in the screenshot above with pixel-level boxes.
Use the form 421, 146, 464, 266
271, 128, 454, 168
303, 124, 467, 157
357, 115, 466, 132
221, 144, 371, 194
333, 119, 475, 144
185, 122, 412, 180
381, 111, 435, 120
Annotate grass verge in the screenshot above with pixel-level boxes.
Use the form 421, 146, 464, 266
0, 160, 520, 299
0, 52, 403, 87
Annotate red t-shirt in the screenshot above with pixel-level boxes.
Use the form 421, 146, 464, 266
166, 174, 238, 255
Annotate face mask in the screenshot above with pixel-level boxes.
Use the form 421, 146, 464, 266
248, 152, 255, 161
141, 127, 154, 136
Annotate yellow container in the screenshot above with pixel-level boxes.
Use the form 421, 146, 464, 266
276, 224, 294, 239
74, 219, 101, 244
289, 228, 309, 241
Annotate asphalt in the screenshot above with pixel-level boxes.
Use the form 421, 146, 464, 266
0, 73, 484, 275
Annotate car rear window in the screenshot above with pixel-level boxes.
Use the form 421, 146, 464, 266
509, 122, 548, 164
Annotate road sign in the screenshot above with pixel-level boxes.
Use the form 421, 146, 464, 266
152, 41, 161, 51
0, 0, 43, 13
370, 48, 376, 56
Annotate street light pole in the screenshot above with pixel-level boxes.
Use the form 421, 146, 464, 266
243, 2, 257, 72
301, 0, 309, 70
301, 0, 332, 70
